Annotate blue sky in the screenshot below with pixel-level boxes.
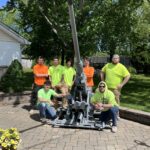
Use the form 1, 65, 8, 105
0, 0, 8, 8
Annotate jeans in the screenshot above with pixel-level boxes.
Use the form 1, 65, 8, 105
99, 106, 119, 126
38, 103, 57, 120
31, 84, 43, 107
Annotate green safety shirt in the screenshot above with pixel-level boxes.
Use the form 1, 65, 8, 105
63, 66, 76, 87
102, 63, 130, 89
48, 65, 64, 86
37, 88, 57, 106
91, 81, 119, 111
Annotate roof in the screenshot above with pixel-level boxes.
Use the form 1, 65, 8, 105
0, 21, 30, 45
90, 56, 108, 63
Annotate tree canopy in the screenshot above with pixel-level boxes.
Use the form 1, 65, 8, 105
1, 0, 150, 67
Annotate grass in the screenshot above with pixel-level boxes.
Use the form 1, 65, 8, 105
121, 74, 150, 112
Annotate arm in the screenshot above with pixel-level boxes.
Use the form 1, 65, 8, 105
49, 75, 52, 82
94, 103, 112, 110
54, 93, 66, 98
73, 74, 76, 83
38, 97, 55, 105
61, 74, 64, 83
38, 97, 49, 103
100, 71, 105, 81
33, 66, 48, 78
34, 74, 48, 77
117, 74, 130, 90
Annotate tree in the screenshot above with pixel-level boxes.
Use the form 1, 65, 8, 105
4, 0, 147, 62
130, 0, 150, 73
0, 9, 21, 33
0, 60, 24, 93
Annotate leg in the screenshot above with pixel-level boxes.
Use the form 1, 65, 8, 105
31, 84, 43, 107
99, 111, 110, 123
60, 84, 69, 108
108, 106, 119, 126
37, 103, 47, 118
45, 106, 57, 120
110, 89, 120, 119
112, 89, 121, 105
86, 86, 93, 95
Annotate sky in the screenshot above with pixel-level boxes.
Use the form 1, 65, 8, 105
0, 0, 8, 8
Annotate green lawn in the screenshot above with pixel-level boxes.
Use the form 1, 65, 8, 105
121, 74, 150, 112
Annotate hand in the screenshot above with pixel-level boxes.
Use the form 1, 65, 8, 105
95, 103, 103, 109
117, 84, 123, 90
61, 93, 66, 97
98, 103, 103, 107
49, 101, 54, 106
95, 104, 100, 109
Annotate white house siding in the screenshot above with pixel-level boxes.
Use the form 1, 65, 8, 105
0, 30, 21, 66
0, 41, 21, 66
0, 29, 16, 42
21, 58, 32, 68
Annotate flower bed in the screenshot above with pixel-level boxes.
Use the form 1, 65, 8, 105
0, 128, 20, 150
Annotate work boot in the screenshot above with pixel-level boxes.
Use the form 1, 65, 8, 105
112, 126, 117, 133
40, 118, 47, 123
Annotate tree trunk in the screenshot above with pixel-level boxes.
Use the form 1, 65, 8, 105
61, 48, 65, 65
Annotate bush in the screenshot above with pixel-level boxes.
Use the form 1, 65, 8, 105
127, 66, 137, 74
0, 59, 24, 93
0, 128, 20, 150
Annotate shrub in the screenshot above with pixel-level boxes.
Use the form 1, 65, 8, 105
0, 59, 24, 93
0, 128, 20, 150
127, 66, 137, 74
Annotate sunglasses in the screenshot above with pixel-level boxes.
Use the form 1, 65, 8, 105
99, 86, 105, 88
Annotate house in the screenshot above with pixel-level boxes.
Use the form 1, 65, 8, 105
0, 21, 30, 78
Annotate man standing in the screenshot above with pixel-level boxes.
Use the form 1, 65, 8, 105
48, 57, 64, 88
63, 58, 76, 90
83, 57, 95, 93
91, 81, 119, 133
37, 80, 65, 123
48, 57, 65, 107
60, 59, 76, 108
100, 54, 130, 106
31, 56, 48, 109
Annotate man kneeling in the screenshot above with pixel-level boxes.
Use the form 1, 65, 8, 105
37, 80, 65, 124
91, 81, 119, 133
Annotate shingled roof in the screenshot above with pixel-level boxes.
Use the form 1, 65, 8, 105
0, 21, 30, 45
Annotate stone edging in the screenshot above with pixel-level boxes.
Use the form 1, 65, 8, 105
120, 106, 150, 126
0, 91, 31, 105
0, 92, 150, 125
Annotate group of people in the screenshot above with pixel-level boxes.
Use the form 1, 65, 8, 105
30, 54, 130, 133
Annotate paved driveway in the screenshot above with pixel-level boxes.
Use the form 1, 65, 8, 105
0, 103, 150, 150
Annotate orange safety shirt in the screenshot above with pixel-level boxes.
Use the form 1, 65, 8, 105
83, 66, 95, 87
33, 64, 48, 86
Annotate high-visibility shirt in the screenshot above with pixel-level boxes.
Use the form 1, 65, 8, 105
102, 63, 130, 89
48, 65, 64, 86
63, 66, 76, 87
91, 81, 119, 111
37, 88, 57, 106
33, 64, 48, 86
83, 66, 95, 87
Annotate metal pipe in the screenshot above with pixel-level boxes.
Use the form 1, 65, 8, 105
67, 0, 83, 75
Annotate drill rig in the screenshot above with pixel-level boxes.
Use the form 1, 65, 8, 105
52, 0, 105, 129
